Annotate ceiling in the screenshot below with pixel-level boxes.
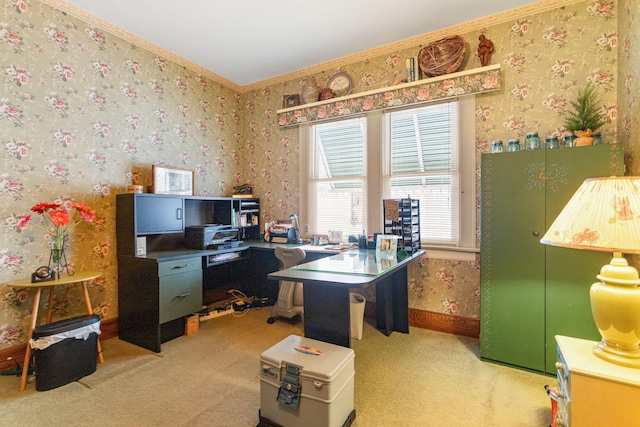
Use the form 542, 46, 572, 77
61, 0, 536, 88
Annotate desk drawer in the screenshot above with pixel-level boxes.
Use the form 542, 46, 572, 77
159, 269, 202, 323
158, 257, 202, 277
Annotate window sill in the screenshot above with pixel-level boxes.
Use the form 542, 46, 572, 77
421, 246, 479, 262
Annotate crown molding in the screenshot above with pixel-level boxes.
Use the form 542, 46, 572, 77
43, 0, 581, 94
246, 0, 582, 92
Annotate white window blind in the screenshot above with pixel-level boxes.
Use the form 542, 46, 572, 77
309, 117, 367, 237
383, 102, 460, 245
301, 96, 475, 253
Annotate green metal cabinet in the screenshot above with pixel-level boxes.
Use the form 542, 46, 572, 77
480, 143, 624, 374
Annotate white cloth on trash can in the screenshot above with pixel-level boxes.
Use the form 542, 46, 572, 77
29, 322, 101, 350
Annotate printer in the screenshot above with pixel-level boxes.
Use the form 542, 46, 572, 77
184, 224, 241, 250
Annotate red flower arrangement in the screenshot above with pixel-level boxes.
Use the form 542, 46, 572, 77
18, 202, 96, 250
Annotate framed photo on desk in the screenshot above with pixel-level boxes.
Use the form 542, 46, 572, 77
376, 235, 398, 259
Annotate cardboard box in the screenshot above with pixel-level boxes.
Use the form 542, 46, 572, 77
184, 314, 199, 336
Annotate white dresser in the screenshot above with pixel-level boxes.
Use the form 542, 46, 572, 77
555, 335, 640, 426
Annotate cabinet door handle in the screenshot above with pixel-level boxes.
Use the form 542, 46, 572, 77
176, 208, 183, 220
176, 292, 191, 298
171, 265, 188, 270
532, 230, 540, 236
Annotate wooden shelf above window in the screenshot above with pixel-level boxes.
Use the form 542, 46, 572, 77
277, 64, 501, 127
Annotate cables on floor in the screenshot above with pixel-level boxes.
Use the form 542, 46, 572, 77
228, 289, 255, 317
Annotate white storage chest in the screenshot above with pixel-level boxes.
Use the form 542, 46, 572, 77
259, 335, 355, 427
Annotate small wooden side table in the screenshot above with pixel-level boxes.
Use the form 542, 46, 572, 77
5, 270, 104, 392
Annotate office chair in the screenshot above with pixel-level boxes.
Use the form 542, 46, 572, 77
267, 246, 306, 324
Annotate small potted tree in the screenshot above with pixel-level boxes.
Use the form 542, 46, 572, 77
563, 83, 607, 146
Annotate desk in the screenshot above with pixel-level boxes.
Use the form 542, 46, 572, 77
6, 271, 103, 392
268, 249, 424, 347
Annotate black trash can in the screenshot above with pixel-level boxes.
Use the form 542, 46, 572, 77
30, 314, 101, 391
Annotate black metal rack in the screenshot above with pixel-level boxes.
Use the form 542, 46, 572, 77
383, 198, 421, 254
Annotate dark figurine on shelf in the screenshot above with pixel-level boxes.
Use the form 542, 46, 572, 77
477, 34, 495, 67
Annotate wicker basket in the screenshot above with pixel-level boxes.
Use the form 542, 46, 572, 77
418, 35, 466, 77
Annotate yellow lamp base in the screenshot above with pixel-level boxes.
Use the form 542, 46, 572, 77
590, 254, 640, 369
593, 341, 640, 368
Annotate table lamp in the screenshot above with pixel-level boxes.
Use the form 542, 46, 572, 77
540, 176, 640, 368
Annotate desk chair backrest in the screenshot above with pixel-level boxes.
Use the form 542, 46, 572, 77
274, 246, 306, 269
268, 247, 306, 324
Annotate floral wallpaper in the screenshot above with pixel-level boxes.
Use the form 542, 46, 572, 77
618, 0, 640, 269
0, 0, 636, 350
618, 0, 640, 174
475, 1, 619, 148
1, 0, 241, 349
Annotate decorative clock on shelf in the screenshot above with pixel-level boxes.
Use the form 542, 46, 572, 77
327, 72, 353, 97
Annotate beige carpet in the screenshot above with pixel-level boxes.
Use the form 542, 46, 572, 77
78, 339, 163, 389
0, 308, 553, 426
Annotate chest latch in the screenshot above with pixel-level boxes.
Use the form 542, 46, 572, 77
277, 362, 301, 408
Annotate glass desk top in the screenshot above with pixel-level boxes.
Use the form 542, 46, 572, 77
291, 250, 399, 276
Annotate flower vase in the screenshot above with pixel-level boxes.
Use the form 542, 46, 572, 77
49, 235, 67, 279
301, 77, 320, 104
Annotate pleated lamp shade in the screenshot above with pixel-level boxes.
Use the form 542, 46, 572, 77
541, 176, 640, 254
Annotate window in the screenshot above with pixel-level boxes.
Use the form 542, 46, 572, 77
300, 96, 476, 253
306, 117, 367, 237
383, 103, 459, 245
